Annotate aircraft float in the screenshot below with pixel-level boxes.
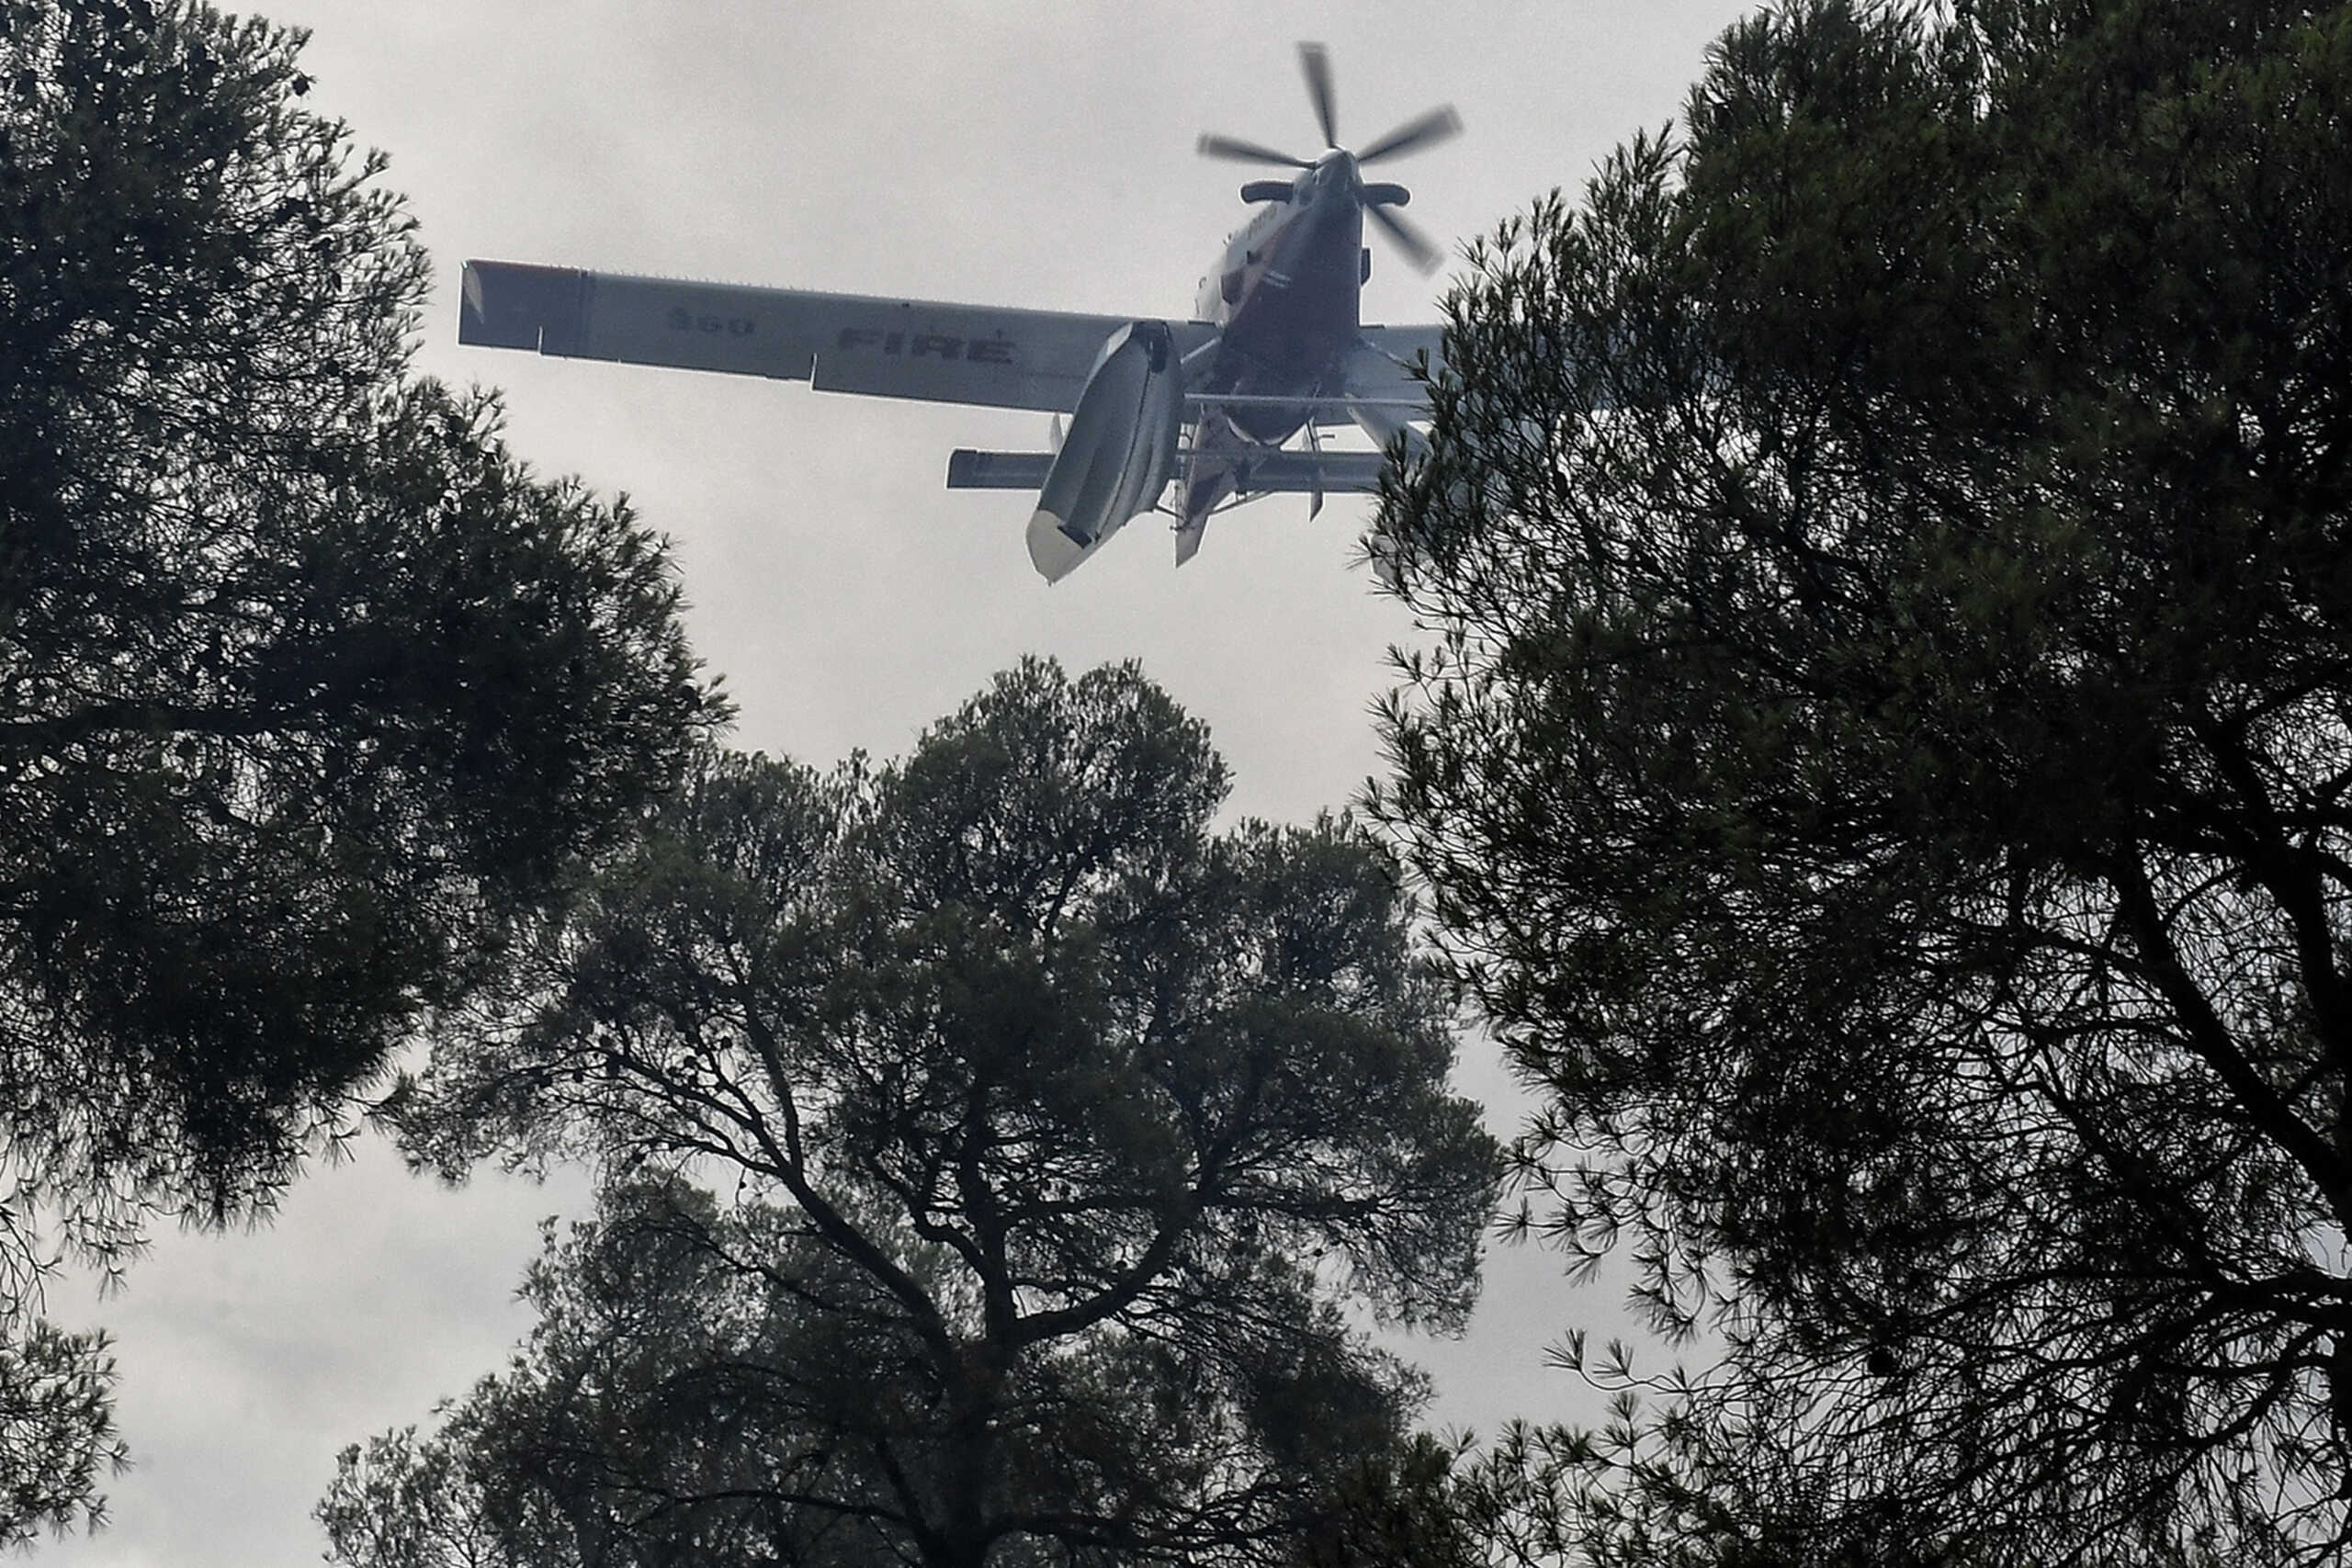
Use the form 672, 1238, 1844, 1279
457, 43, 1456, 582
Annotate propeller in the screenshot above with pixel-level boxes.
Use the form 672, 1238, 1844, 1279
1356, 103, 1463, 164
1195, 42, 1460, 274
1196, 133, 1313, 168
1301, 41, 1340, 148
1367, 200, 1443, 275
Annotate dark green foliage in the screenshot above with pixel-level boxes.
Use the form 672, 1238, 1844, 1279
1297, 1431, 1482, 1568
325, 660, 1501, 1568
0, 0, 718, 1541
1371, 0, 2352, 1561
0, 1325, 118, 1551
1405, 1401, 2276, 1568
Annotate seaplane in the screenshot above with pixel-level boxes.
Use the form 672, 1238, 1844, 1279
457, 43, 1457, 583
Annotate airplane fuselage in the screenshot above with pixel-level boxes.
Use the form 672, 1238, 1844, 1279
1193, 149, 1366, 442
1181, 149, 1372, 525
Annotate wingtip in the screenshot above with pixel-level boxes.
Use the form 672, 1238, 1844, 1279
454, 259, 586, 352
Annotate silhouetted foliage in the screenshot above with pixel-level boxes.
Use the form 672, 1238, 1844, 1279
1370, 0, 2352, 1562
1384, 1398, 2277, 1568
322, 660, 1500, 1568
0, 0, 718, 1540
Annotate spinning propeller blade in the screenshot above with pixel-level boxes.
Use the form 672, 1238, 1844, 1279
1368, 200, 1444, 275
1299, 42, 1339, 147
1356, 104, 1463, 164
1196, 133, 1312, 167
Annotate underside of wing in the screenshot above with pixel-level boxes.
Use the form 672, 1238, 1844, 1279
458, 260, 1216, 415
1318, 326, 1447, 424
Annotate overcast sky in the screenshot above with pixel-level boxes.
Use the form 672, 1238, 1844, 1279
44, 5, 1755, 1563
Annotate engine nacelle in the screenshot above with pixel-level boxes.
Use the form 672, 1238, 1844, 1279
1025, 321, 1183, 583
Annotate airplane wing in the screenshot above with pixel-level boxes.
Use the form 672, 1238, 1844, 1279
1321, 327, 1447, 423
458, 260, 1217, 415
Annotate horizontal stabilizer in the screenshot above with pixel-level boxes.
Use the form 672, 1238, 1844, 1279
947, 449, 1389, 494
947, 450, 1054, 489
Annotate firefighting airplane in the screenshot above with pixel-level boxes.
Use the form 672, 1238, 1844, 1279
457, 44, 1455, 583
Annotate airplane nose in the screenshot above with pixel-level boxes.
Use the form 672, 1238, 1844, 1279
1314, 151, 1361, 205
